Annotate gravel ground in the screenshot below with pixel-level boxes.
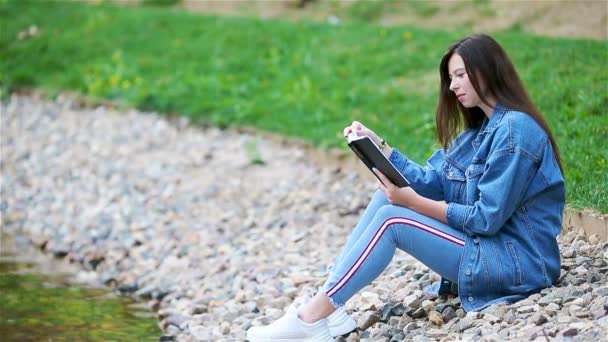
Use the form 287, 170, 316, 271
1, 94, 607, 341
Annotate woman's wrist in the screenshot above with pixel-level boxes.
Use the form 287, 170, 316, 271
409, 195, 449, 223
376, 137, 392, 157
374, 135, 387, 150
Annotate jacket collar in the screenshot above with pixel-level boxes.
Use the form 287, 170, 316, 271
481, 103, 509, 133
472, 103, 508, 150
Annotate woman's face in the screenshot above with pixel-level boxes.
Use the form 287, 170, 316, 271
448, 53, 482, 108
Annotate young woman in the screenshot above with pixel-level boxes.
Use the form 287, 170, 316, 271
247, 34, 566, 341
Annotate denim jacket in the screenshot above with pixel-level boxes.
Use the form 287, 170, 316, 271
389, 105, 566, 312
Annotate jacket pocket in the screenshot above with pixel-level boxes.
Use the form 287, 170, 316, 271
506, 241, 523, 286
465, 163, 485, 205
443, 162, 466, 203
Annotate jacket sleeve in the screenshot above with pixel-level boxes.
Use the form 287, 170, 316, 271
446, 148, 539, 236
389, 148, 445, 201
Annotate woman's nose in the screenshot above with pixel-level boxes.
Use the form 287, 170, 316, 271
449, 79, 458, 91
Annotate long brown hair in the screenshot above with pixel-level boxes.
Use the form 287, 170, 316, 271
435, 34, 563, 173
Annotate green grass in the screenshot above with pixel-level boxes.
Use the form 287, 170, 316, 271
141, 0, 181, 6
1, 1, 607, 212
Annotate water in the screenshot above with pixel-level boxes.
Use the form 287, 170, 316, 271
0, 233, 161, 341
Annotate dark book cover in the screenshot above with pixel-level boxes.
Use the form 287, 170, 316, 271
347, 134, 410, 188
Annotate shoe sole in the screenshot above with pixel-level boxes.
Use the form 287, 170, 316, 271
328, 315, 358, 337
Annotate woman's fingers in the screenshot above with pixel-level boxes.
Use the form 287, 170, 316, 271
344, 121, 379, 141
344, 121, 362, 135
352, 121, 364, 133
343, 127, 351, 137
374, 168, 391, 186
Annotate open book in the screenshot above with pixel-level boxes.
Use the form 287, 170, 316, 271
346, 133, 410, 188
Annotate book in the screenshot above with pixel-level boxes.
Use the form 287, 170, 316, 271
346, 133, 410, 188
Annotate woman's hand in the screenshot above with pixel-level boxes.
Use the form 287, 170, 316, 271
343, 121, 381, 144
373, 168, 419, 207
374, 168, 449, 223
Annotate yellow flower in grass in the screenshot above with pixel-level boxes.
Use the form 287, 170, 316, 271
110, 74, 121, 87
403, 32, 413, 40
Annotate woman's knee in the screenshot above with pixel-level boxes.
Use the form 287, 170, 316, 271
370, 189, 390, 206
373, 203, 417, 220
363, 205, 403, 236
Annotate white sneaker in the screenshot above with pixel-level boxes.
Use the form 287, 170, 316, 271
284, 304, 357, 337
326, 306, 358, 337
246, 308, 334, 342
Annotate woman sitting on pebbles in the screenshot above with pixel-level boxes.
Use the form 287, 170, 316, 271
247, 34, 566, 341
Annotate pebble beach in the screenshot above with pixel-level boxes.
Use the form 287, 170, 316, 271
1, 94, 607, 341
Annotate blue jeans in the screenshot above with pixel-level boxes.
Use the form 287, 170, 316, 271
322, 190, 465, 306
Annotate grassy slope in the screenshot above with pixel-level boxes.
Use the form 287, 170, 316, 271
1, 1, 606, 211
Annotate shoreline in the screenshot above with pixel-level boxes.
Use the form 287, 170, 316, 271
2, 93, 607, 341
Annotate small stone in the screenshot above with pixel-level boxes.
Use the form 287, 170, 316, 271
441, 306, 457, 322
456, 308, 466, 318
557, 314, 572, 324
402, 294, 421, 309
220, 322, 230, 335
428, 311, 443, 326
381, 304, 393, 321
346, 333, 360, 342
482, 313, 501, 323
426, 328, 447, 338
592, 286, 608, 297
434, 303, 450, 313
421, 299, 435, 313
165, 325, 180, 336
538, 295, 555, 305
357, 312, 381, 331
561, 327, 578, 337
390, 333, 405, 342
504, 310, 516, 324
411, 335, 432, 342
388, 316, 400, 327
562, 248, 575, 258
516, 305, 535, 314
409, 307, 426, 319
568, 297, 585, 306
568, 305, 582, 316
527, 326, 545, 340
587, 272, 601, 283
531, 314, 548, 325
403, 322, 417, 332
390, 303, 407, 316
545, 302, 560, 316
588, 234, 600, 245
574, 310, 591, 318
457, 318, 473, 332
481, 304, 508, 319
189, 325, 212, 340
